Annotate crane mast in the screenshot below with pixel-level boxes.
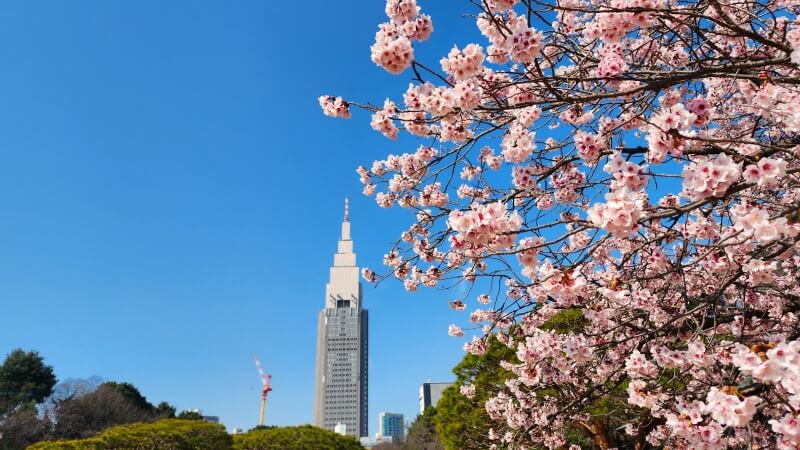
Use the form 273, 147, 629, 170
253, 355, 272, 426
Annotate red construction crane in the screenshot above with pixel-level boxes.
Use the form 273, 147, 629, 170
253, 355, 272, 426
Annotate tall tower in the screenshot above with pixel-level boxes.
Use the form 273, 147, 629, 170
314, 198, 368, 437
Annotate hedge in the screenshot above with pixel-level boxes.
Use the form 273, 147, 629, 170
232, 425, 364, 450
27, 421, 363, 450
27, 419, 231, 450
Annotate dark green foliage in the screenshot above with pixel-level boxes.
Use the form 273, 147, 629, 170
27, 419, 231, 450
540, 308, 586, 334
98, 382, 152, 412
232, 425, 364, 450
434, 335, 517, 450
0, 349, 57, 416
176, 410, 204, 421
403, 407, 443, 450
153, 402, 177, 419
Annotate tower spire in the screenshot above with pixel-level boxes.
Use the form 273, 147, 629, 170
340, 197, 351, 241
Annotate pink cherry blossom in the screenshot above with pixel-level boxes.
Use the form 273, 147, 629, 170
460, 383, 477, 398
705, 388, 760, 427
508, 24, 544, 64
501, 124, 535, 163
573, 131, 606, 163
440, 44, 485, 81
743, 157, 788, 188
371, 31, 414, 74
370, 99, 399, 139
385, 0, 418, 23
681, 154, 741, 200
587, 188, 644, 236
448, 324, 465, 337
318, 96, 351, 119
320, 0, 800, 447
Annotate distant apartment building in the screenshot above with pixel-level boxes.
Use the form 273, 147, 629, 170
378, 412, 404, 442
419, 382, 453, 413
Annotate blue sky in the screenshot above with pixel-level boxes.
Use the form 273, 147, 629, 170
0, 0, 486, 433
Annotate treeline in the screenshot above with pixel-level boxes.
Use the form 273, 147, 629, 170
0, 349, 198, 450
0, 348, 366, 450
1, 339, 521, 450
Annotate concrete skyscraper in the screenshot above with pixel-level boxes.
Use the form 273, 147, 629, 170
314, 199, 368, 437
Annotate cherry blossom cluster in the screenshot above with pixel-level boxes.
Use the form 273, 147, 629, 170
587, 188, 645, 236
594, 44, 628, 81
743, 157, 788, 188
501, 124, 535, 163
371, 0, 433, 74
681, 154, 742, 200
440, 44, 485, 81
616, 339, 800, 448
511, 165, 538, 190
550, 163, 585, 203
573, 131, 606, 163
583, 0, 664, 43
604, 152, 648, 191
370, 99, 399, 139
318, 96, 351, 119
646, 102, 697, 163
321, 0, 800, 447
731, 201, 797, 242
448, 202, 522, 253
508, 23, 545, 64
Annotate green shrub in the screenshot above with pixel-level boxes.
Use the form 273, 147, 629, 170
28, 421, 360, 450
232, 425, 363, 450
27, 419, 230, 450
26, 438, 106, 450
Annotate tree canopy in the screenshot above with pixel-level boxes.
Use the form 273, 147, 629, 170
321, 0, 800, 447
0, 349, 56, 416
403, 407, 443, 450
49, 383, 154, 439
153, 401, 177, 419
98, 382, 153, 412
231, 425, 363, 450
176, 410, 204, 421
27, 419, 231, 450
0, 365, 180, 450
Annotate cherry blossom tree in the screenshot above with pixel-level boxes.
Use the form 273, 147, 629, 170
321, 0, 800, 448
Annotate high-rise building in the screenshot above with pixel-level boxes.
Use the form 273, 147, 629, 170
419, 382, 453, 413
314, 199, 368, 438
378, 412, 405, 442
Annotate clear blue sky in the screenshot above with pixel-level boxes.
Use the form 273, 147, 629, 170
0, 0, 481, 433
